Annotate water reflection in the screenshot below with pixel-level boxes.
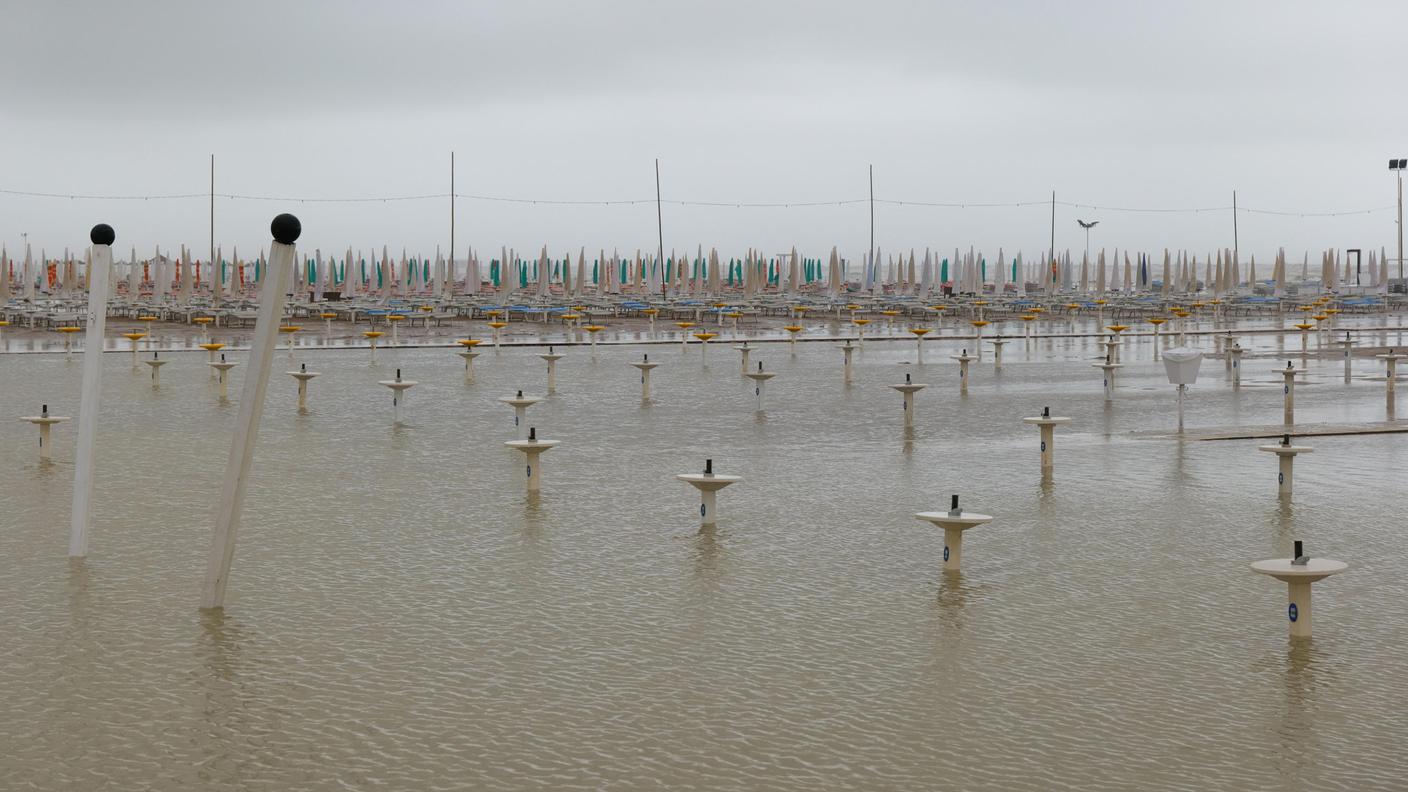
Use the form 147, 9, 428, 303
1269, 496, 1296, 536
690, 524, 724, 593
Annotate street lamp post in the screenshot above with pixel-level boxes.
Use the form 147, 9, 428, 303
1078, 219, 1099, 259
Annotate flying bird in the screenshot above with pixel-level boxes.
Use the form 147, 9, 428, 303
1077, 219, 1099, 229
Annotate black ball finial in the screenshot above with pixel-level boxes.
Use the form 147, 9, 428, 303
90, 224, 115, 246
270, 213, 301, 245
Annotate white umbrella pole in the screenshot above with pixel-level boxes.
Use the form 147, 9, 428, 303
201, 215, 300, 610
68, 226, 114, 558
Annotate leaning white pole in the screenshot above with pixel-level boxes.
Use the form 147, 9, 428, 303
69, 224, 114, 558
201, 214, 299, 610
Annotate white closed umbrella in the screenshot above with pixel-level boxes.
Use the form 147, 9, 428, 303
23, 245, 34, 300
378, 246, 390, 301
342, 247, 355, 299
179, 247, 192, 303
127, 250, 140, 297
537, 246, 550, 297
156, 250, 169, 300
216, 245, 227, 301
56, 249, 67, 296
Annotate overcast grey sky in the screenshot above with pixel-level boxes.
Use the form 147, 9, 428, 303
2, 0, 1405, 263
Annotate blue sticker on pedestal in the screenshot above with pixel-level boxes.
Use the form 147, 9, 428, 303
943, 546, 950, 562
1288, 603, 1299, 622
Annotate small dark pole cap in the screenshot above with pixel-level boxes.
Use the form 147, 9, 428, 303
271, 214, 302, 245
90, 224, 115, 246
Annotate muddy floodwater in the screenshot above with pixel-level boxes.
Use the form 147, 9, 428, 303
3, 317, 1407, 791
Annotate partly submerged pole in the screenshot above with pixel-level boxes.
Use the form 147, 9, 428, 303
201, 214, 300, 610
68, 224, 114, 557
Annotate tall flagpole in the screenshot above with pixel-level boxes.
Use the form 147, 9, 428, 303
869, 164, 874, 284
450, 151, 455, 284
1050, 190, 1056, 292
656, 158, 665, 302
209, 155, 215, 286
1232, 189, 1239, 263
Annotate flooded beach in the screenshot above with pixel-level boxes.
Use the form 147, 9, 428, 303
4, 316, 1407, 790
